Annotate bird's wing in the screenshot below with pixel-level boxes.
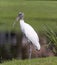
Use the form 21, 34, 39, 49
21, 22, 40, 50
24, 23, 39, 44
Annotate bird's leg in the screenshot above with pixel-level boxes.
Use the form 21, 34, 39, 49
29, 43, 32, 59
23, 34, 32, 59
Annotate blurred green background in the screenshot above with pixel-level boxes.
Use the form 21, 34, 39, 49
0, 0, 57, 32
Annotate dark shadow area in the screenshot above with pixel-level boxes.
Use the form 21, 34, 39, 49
0, 31, 55, 63
0, 32, 18, 63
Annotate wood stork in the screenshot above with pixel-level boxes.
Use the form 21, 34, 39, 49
13, 12, 41, 59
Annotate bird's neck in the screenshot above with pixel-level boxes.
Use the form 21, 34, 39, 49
20, 19, 25, 25
20, 19, 24, 23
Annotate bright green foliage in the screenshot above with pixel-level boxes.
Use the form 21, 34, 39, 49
43, 25, 57, 55
0, 57, 57, 65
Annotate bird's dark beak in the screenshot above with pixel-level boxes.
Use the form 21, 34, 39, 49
16, 16, 19, 21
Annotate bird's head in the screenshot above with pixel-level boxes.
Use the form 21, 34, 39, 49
16, 12, 24, 21
13, 12, 24, 27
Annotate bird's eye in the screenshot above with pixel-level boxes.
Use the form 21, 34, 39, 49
18, 14, 21, 16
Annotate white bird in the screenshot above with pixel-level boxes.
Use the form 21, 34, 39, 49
13, 12, 41, 59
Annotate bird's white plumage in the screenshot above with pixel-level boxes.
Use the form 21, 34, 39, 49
19, 19, 40, 50
13, 12, 41, 59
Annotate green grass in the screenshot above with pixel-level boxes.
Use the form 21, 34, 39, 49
0, 0, 57, 32
0, 57, 57, 65
0, 0, 57, 65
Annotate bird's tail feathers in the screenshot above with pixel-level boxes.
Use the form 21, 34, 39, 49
34, 42, 41, 51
